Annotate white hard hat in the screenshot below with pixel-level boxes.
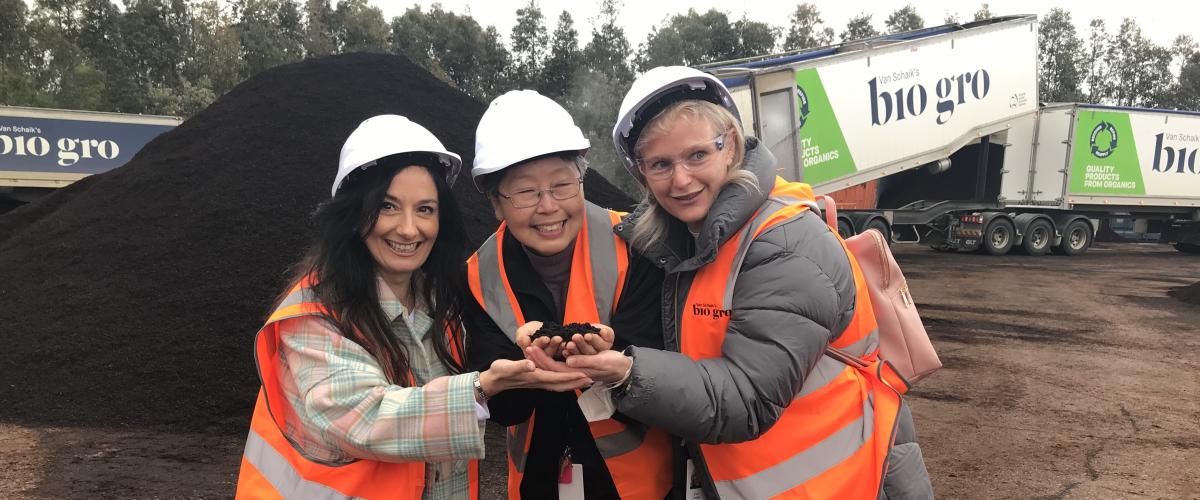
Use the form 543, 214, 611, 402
612, 66, 739, 179
472, 90, 590, 192
333, 114, 462, 197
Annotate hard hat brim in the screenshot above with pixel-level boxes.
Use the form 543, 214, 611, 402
612, 68, 739, 184
332, 150, 462, 197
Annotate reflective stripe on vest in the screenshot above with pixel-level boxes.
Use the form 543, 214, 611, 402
236, 279, 478, 500
466, 202, 672, 500
679, 179, 901, 499
241, 414, 353, 500
469, 201, 625, 338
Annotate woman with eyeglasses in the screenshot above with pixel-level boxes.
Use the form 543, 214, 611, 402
235, 115, 594, 500
463, 90, 674, 499
531, 67, 933, 499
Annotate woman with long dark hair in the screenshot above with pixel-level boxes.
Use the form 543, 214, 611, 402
235, 115, 592, 500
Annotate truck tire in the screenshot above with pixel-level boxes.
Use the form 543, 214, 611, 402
1174, 243, 1200, 254
865, 218, 891, 243
1055, 220, 1092, 256
983, 218, 1015, 255
1022, 219, 1053, 256
837, 219, 854, 238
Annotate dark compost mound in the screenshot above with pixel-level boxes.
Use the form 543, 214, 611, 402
1169, 281, 1200, 306
0, 52, 632, 432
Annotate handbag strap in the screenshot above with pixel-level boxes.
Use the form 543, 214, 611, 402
800, 195, 839, 231
824, 345, 867, 368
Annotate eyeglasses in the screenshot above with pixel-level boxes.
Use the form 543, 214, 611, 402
497, 179, 583, 209
635, 132, 728, 181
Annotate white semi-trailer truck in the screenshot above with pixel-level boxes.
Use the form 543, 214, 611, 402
0, 106, 180, 208
997, 104, 1200, 254
701, 15, 1200, 255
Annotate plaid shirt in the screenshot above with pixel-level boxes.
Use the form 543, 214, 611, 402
276, 276, 484, 499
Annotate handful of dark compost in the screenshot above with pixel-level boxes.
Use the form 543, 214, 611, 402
529, 322, 600, 359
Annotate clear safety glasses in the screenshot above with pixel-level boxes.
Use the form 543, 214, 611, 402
635, 132, 728, 181
497, 178, 583, 209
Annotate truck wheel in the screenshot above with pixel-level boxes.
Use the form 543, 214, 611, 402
1022, 219, 1053, 256
983, 218, 1015, 255
1174, 243, 1200, 254
865, 219, 890, 243
1055, 220, 1092, 256
836, 219, 854, 238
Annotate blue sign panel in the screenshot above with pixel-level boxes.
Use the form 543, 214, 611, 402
0, 115, 176, 175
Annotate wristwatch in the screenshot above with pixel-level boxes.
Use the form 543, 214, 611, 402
473, 372, 490, 403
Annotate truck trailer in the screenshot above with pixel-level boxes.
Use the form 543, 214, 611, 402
700, 15, 1200, 255
995, 103, 1200, 254
0, 106, 180, 207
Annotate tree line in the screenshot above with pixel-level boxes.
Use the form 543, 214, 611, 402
1038, 8, 1198, 109
2, 1, 1198, 191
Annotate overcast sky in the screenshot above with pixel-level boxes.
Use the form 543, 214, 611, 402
19, 0, 1194, 49
372, 0, 1193, 48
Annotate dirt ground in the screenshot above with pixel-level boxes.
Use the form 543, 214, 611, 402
1, 242, 1196, 499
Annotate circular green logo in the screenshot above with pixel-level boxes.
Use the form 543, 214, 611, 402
1089, 121, 1118, 158
796, 86, 810, 129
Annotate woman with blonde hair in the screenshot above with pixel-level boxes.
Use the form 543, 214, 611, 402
536, 67, 933, 499
235, 115, 591, 499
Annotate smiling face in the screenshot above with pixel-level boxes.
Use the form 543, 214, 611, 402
364, 166, 440, 291
490, 156, 585, 256
636, 112, 733, 232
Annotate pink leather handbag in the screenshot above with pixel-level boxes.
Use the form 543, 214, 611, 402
814, 196, 942, 383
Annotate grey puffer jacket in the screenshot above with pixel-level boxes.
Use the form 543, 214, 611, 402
611, 138, 858, 445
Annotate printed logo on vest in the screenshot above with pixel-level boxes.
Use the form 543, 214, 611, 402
691, 302, 731, 320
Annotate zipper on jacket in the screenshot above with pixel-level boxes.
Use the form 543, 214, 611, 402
665, 271, 721, 497
665, 273, 682, 352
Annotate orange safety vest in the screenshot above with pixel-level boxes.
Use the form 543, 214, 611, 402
466, 201, 673, 500
679, 178, 904, 499
235, 278, 479, 500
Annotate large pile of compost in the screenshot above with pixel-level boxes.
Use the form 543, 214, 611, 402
0, 52, 632, 432
1170, 281, 1200, 306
